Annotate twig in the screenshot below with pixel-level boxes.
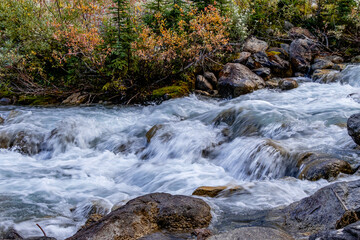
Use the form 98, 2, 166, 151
36, 224, 47, 237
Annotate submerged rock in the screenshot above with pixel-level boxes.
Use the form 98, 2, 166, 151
243, 37, 268, 53
66, 193, 212, 240
192, 185, 243, 198
209, 227, 294, 240
146, 124, 165, 143
297, 153, 353, 181
217, 63, 265, 98
271, 180, 360, 237
347, 113, 360, 145
0, 116, 4, 124
0, 130, 45, 155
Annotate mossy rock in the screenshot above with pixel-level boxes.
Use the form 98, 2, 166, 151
152, 85, 189, 99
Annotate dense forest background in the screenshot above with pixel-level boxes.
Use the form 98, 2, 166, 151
0, 0, 359, 102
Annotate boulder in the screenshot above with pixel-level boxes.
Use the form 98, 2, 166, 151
279, 79, 298, 90
312, 69, 340, 83
347, 113, 360, 145
203, 72, 218, 89
217, 63, 265, 98
62, 92, 88, 105
289, 39, 318, 73
233, 52, 251, 64
309, 221, 360, 240
243, 37, 268, 53
66, 193, 212, 240
0, 131, 45, 155
268, 54, 292, 77
0, 97, 11, 105
195, 75, 213, 93
311, 59, 334, 71
192, 185, 243, 198
297, 153, 353, 181
280, 44, 290, 55
246, 51, 271, 69
327, 55, 344, 64
252, 68, 271, 79
288, 27, 315, 40
209, 227, 294, 240
265, 79, 280, 89
272, 180, 360, 237
0, 116, 4, 124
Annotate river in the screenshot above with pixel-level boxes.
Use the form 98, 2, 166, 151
1, 65, 360, 239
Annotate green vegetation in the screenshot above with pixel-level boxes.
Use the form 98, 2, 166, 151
0, 0, 359, 103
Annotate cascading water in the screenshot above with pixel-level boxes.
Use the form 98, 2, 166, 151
1, 65, 360, 239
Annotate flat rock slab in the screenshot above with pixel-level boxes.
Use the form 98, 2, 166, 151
209, 227, 294, 240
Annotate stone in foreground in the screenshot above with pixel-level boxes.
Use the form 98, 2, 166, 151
66, 193, 212, 240
209, 227, 294, 240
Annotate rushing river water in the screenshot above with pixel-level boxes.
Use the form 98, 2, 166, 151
1, 65, 360, 239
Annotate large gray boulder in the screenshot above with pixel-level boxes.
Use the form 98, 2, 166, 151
217, 63, 265, 98
289, 39, 318, 73
348, 113, 360, 145
270, 180, 360, 237
66, 193, 212, 240
309, 221, 360, 240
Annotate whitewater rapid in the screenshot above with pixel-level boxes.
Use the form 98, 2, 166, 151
1, 65, 360, 239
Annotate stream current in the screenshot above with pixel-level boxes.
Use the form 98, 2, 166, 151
1, 65, 360, 239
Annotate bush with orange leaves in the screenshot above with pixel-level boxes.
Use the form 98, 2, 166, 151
132, 5, 230, 79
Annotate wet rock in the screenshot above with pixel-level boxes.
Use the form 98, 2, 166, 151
312, 69, 340, 83
279, 78, 298, 90
0, 116, 4, 124
246, 51, 271, 69
289, 39, 318, 73
252, 68, 271, 79
269, 54, 292, 77
217, 63, 265, 98
351, 55, 360, 63
309, 221, 360, 240
203, 72, 217, 89
243, 37, 268, 53
66, 193, 212, 240
233, 52, 251, 64
0, 97, 11, 105
213, 108, 237, 126
332, 63, 347, 71
146, 124, 165, 143
348, 93, 360, 103
347, 113, 360, 145
0, 131, 45, 155
273, 180, 360, 237
196, 75, 213, 93
192, 185, 243, 198
209, 227, 294, 240
265, 78, 280, 89
194, 90, 212, 96
62, 92, 88, 105
311, 59, 334, 71
268, 47, 288, 60
297, 153, 353, 181
139, 232, 192, 240
288, 27, 315, 40
193, 229, 212, 240
83, 214, 104, 229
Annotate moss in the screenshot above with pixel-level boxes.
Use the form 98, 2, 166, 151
17, 95, 58, 105
152, 84, 189, 99
266, 51, 281, 57
0, 89, 15, 98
